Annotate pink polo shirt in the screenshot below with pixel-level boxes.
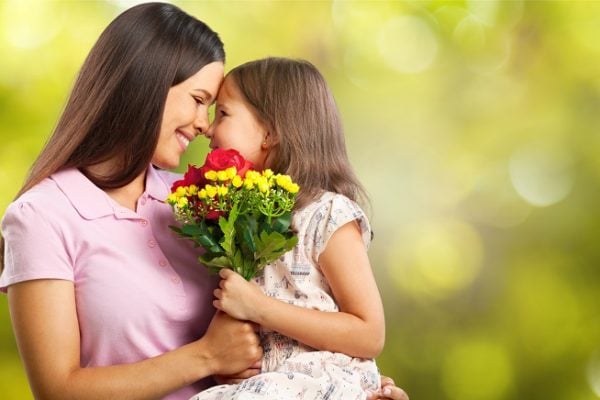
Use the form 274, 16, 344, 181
1, 166, 219, 399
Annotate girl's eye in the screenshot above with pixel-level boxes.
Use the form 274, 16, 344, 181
194, 97, 205, 105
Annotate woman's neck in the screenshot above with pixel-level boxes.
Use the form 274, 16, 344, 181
87, 162, 147, 212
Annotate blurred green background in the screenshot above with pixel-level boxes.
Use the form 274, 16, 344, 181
1, 0, 600, 399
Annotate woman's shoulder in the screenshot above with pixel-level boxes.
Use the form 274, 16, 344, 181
153, 168, 183, 186
2, 176, 69, 232
9, 176, 66, 210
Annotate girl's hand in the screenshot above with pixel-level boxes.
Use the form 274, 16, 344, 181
213, 269, 265, 321
366, 376, 409, 400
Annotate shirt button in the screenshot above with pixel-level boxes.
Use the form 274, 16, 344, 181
171, 277, 180, 284
140, 220, 148, 227
159, 259, 168, 267
147, 239, 156, 248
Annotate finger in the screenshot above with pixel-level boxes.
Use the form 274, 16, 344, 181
219, 268, 233, 279
380, 376, 395, 387
212, 299, 222, 310
251, 360, 261, 369
213, 288, 223, 299
382, 386, 409, 400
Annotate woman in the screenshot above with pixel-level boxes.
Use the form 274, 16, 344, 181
0, 3, 407, 400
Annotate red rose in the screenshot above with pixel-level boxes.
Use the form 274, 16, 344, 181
171, 164, 206, 192
199, 148, 253, 178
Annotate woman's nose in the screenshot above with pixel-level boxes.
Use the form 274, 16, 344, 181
194, 111, 209, 137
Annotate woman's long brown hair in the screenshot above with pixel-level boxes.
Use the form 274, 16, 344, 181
227, 57, 369, 211
1, 2, 225, 271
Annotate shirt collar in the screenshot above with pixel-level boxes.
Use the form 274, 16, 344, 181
145, 165, 171, 202
51, 165, 170, 220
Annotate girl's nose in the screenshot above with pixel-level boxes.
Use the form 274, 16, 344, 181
204, 123, 214, 139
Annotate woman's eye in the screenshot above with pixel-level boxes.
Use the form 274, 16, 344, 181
194, 97, 205, 105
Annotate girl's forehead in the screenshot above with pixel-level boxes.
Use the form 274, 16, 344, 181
217, 76, 241, 101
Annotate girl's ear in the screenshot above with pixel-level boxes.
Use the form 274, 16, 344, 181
261, 132, 271, 149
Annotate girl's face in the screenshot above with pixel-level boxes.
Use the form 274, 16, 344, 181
153, 61, 224, 169
206, 76, 269, 170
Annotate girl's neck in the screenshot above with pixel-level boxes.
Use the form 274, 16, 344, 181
87, 161, 147, 212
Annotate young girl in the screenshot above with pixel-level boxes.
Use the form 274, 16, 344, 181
190, 57, 385, 399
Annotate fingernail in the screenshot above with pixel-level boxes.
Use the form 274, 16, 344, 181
383, 387, 392, 396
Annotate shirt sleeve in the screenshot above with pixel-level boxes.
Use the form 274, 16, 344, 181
309, 193, 372, 265
1, 201, 74, 293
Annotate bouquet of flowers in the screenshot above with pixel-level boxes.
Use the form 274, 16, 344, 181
166, 148, 299, 280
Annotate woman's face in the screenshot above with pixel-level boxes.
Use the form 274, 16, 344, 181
205, 76, 269, 170
152, 61, 224, 169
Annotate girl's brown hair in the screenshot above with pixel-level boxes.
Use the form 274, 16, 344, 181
1, 2, 224, 271
227, 57, 368, 210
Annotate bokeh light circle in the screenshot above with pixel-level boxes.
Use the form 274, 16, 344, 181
377, 15, 439, 73
386, 218, 484, 301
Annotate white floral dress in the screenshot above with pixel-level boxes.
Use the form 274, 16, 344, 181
189, 192, 380, 400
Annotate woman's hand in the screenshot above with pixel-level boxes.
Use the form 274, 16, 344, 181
213, 269, 265, 322
366, 376, 409, 400
214, 360, 261, 384
200, 311, 262, 376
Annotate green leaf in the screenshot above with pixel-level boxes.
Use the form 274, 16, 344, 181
169, 225, 182, 234
199, 254, 232, 270
219, 204, 239, 256
237, 217, 258, 253
271, 211, 293, 233
181, 224, 205, 236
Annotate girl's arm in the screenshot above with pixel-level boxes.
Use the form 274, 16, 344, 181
214, 220, 385, 359
8, 279, 262, 400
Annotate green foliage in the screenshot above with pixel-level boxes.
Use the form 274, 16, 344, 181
182, 205, 298, 281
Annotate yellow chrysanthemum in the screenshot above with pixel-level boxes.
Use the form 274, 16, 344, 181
217, 185, 228, 196
257, 177, 270, 193
166, 193, 178, 205
217, 170, 229, 181
287, 183, 300, 194
262, 169, 274, 178
276, 174, 292, 188
205, 184, 217, 198
175, 186, 187, 198
198, 189, 207, 199
232, 175, 243, 188
204, 170, 218, 181
226, 167, 237, 180
177, 197, 188, 208
246, 170, 261, 181
187, 184, 198, 196
244, 178, 255, 190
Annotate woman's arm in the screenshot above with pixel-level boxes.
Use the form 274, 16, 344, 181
8, 279, 262, 400
214, 220, 385, 359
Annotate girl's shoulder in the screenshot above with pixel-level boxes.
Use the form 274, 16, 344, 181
295, 191, 372, 252
298, 191, 367, 221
